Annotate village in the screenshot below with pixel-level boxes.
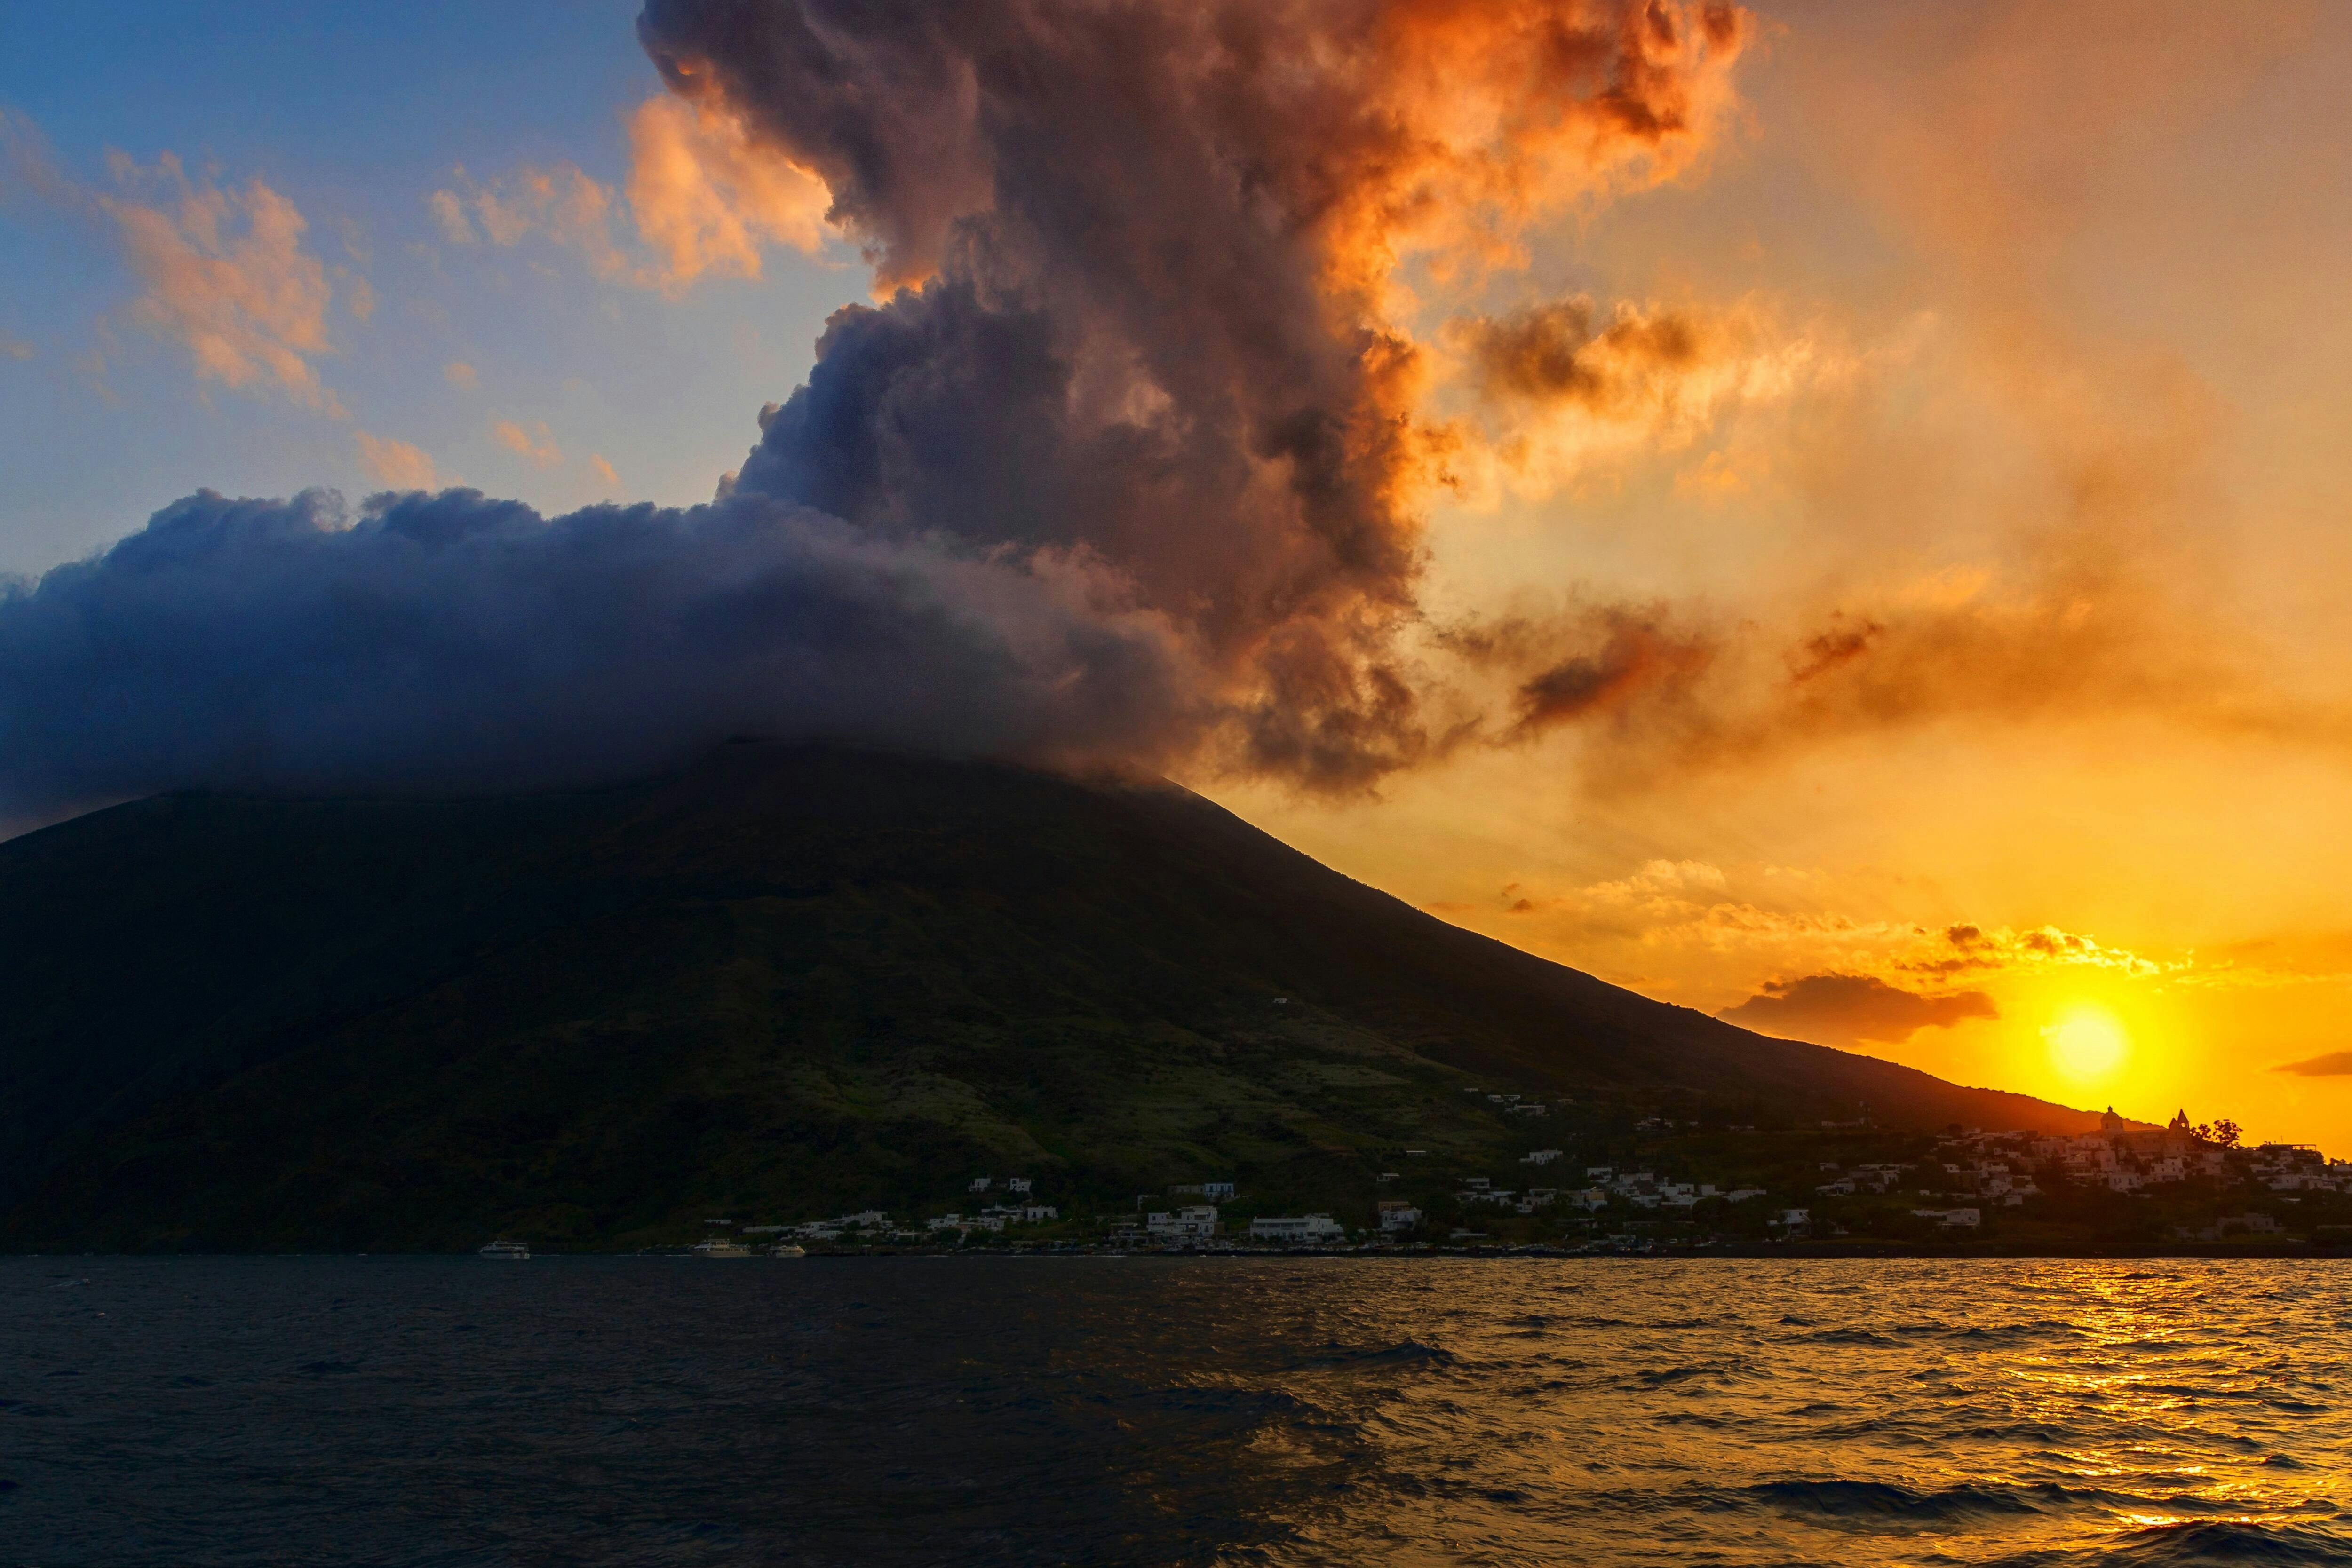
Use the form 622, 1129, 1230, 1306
670, 1100, 2352, 1256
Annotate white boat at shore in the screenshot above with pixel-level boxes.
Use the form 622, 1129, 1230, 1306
477, 1240, 530, 1259
691, 1238, 752, 1257
770, 1243, 806, 1257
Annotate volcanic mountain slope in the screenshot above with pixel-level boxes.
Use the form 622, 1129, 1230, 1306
0, 744, 2099, 1250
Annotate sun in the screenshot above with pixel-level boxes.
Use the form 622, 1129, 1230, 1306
2044, 1004, 2130, 1082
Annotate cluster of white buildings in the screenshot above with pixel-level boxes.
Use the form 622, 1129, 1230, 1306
1248, 1214, 1346, 1242
1145, 1204, 1220, 1239
743, 1210, 896, 1243
2248, 1145, 2350, 1192
1106, 1200, 1352, 1247
1943, 1113, 2351, 1198
926, 1202, 1060, 1235
1466, 1089, 1552, 1119
1565, 1167, 1766, 1213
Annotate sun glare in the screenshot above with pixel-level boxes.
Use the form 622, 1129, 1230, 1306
2044, 1005, 2129, 1082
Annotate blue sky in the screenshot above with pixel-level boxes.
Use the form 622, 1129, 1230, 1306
0, 0, 860, 577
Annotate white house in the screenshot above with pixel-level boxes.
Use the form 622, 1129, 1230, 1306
1006, 1177, 1033, 1195
1377, 1201, 1422, 1232
1170, 1181, 1237, 1200
969, 1176, 993, 1193
1522, 1149, 1563, 1165
1249, 1214, 1345, 1243
1147, 1205, 1220, 1240
1911, 1207, 1982, 1228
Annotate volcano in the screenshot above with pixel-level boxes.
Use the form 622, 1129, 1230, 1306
0, 743, 2098, 1249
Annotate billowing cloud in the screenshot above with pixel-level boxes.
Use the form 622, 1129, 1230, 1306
443, 360, 477, 389
625, 93, 832, 285
1, 335, 31, 361
355, 433, 440, 490
1, 0, 1751, 823
1721, 972, 1998, 1044
0, 487, 1197, 823
2273, 1051, 2352, 1078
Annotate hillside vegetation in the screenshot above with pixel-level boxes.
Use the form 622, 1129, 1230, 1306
0, 744, 2101, 1250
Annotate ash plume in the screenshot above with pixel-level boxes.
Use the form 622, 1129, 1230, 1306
0, 0, 1750, 825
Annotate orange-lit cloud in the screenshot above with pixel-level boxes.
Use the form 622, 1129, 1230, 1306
624, 94, 832, 287
355, 431, 440, 490
430, 163, 628, 279
96, 154, 339, 410
631, 0, 1756, 792
443, 360, 477, 389
490, 418, 560, 467
425, 94, 834, 293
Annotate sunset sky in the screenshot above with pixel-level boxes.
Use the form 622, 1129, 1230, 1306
5, 1, 2350, 1150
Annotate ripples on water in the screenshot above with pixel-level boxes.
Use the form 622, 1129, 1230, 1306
3, 1258, 2347, 1566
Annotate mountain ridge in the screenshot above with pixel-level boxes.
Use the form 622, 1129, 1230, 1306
0, 743, 2102, 1249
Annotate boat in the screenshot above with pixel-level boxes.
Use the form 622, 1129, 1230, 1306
769, 1243, 806, 1257
477, 1239, 530, 1259
691, 1238, 752, 1257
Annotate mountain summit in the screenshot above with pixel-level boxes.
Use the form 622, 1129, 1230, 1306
0, 744, 2097, 1249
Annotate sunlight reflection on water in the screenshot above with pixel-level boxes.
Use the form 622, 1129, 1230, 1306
3, 1257, 2346, 1565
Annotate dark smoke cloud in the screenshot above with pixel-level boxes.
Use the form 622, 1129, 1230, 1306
2273, 1051, 2352, 1078
0, 0, 1748, 824
1720, 972, 1998, 1045
1459, 296, 1706, 410
1437, 602, 1716, 738
0, 487, 1190, 820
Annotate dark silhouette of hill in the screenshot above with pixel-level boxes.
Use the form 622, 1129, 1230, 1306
0, 744, 2100, 1249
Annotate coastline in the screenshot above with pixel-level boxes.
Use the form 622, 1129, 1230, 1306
14, 1243, 2352, 1260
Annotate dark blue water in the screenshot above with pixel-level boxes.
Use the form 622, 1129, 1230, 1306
4, 1257, 2348, 1566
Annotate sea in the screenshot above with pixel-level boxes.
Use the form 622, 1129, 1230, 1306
4, 1256, 2347, 1567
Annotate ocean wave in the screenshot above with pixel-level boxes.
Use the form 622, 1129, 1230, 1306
1739, 1477, 2048, 1521
1626, 1363, 1742, 1387
1994, 1520, 2352, 1566
1726, 1479, 2297, 1528
1304, 1338, 1458, 1369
